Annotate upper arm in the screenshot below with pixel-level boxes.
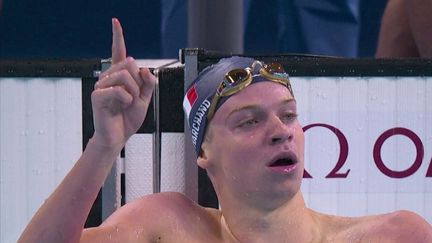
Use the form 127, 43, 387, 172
80, 192, 200, 243
81, 224, 135, 243
375, 0, 419, 57
80, 204, 164, 243
402, 211, 432, 242
383, 210, 432, 242
406, 0, 432, 57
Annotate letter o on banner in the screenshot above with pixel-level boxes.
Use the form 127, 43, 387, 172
373, 127, 424, 178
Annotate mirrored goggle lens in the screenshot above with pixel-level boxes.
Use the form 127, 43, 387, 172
226, 69, 249, 84
218, 69, 249, 93
264, 63, 289, 80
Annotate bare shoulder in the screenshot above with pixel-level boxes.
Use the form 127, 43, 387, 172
331, 210, 432, 243
369, 210, 432, 242
82, 192, 221, 242
104, 191, 219, 229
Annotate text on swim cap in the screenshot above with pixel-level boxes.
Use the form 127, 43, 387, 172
191, 100, 211, 146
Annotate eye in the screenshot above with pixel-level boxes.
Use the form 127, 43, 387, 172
281, 112, 298, 123
238, 118, 259, 128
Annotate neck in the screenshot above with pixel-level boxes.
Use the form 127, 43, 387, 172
219, 192, 321, 243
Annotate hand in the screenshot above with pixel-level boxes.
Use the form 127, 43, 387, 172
91, 18, 156, 150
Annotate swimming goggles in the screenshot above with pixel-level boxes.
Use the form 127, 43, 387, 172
206, 60, 293, 121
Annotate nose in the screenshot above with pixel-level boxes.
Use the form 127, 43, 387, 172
268, 116, 294, 145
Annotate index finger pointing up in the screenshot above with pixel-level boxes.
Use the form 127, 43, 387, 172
111, 18, 127, 64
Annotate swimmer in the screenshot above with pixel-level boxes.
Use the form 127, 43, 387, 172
18, 18, 432, 243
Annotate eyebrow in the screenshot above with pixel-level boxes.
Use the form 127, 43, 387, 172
227, 98, 296, 118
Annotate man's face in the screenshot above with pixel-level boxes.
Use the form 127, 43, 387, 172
199, 81, 305, 208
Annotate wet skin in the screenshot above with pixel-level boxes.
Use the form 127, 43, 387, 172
199, 81, 305, 212
18, 18, 432, 243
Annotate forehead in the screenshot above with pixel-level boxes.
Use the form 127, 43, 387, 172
213, 81, 295, 120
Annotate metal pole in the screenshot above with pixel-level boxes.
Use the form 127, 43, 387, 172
188, 0, 244, 53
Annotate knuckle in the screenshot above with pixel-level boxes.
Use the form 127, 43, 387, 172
126, 56, 135, 63
99, 71, 110, 80
91, 88, 102, 100
118, 69, 129, 77
116, 70, 132, 85
111, 85, 122, 93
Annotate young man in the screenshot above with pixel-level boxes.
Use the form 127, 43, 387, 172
19, 19, 432, 243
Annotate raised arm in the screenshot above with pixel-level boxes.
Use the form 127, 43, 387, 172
17, 18, 155, 243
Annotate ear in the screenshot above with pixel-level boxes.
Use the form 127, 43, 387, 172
196, 140, 211, 169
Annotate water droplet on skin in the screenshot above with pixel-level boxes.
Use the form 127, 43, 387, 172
134, 227, 144, 238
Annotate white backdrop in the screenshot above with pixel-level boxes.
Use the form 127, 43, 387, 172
294, 77, 432, 221
1, 75, 431, 242
0, 77, 82, 243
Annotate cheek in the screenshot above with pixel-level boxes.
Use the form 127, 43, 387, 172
217, 142, 258, 175
215, 128, 258, 152
208, 127, 263, 167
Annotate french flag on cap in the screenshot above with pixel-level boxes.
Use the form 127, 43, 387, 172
183, 85, 198, 120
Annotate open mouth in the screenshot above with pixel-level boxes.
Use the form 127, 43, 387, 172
269, 158, 296, 167
267, 153, 298, 173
